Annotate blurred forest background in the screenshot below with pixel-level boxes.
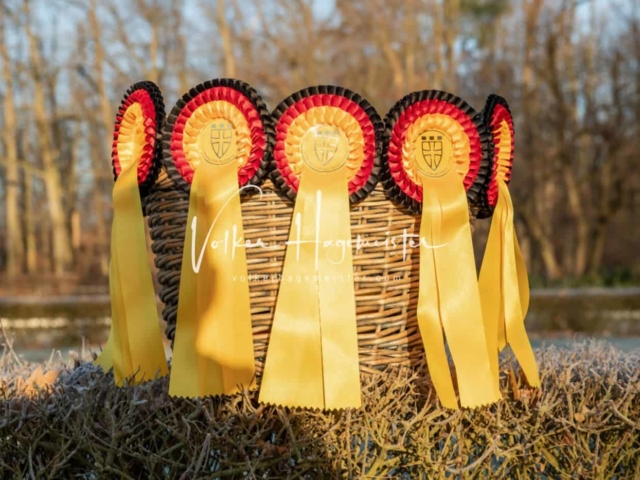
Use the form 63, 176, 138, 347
0, 0, 639, 294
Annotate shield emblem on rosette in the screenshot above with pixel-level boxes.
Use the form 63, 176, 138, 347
210, 122, 233, 160
313, 127, 340, 166
421, 134, 444, 171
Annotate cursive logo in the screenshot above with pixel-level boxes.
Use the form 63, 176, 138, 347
189, 188, 448, 274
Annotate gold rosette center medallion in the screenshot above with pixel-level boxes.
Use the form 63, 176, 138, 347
414, 130, 454, 178
197, 120, 237, 165
301, 125, 350, 172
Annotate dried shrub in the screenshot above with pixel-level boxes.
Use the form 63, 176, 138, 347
1, 342, 639, 479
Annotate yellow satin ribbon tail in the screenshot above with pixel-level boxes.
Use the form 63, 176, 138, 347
418, 175, 501, 408
170, 161, 256, 397
260, 167, 361, 410
169, 173, 209, 397
312, 170, 361, 410
95, 164, 168, 385
477, 195, 503, 383
500, 179, 539, 386
417, 186, 458, 409
195, 161, 256, 393
479, 179, 540, 388
259, 172, 324, 408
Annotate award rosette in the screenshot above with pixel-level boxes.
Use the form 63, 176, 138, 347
95, 81, 169, 385
164, 79, 273, 398
260, 86, 383, 410
478, 95, 540, 388
382, 90, 500, 409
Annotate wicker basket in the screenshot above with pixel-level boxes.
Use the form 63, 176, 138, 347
145, 167, 477, 376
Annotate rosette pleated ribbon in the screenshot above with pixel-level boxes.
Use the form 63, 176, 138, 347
95, 82, 169, 385
164, 79, 272, 397
382, 91, 501, 409
260, 86, 382, 410
477, 95, 540, 387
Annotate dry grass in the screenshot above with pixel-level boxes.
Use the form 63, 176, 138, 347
1, 339, 639, 479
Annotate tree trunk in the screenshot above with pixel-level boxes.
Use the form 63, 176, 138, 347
0, 14, 24, 276
26, 1, 73, 276
562, 166, 590, 277
22, 137, 38, 274
88, 0, 112, 276
404, 0, 417, 92
24, 174, 38, 274
431, 0, 445, 89
443, 0, 459, 90
375, 3, 404, 99
521, 210, 563, 281
218, 0, 236, 77
149, 13, 160, 83
518, 0, 545, 278
89, 127, 110, 276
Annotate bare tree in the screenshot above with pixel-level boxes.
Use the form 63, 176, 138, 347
0, 8, 24, 276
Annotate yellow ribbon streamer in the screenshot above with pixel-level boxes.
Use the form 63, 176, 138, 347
259, 166, 361, 410
169, 160, 256, 397
404, 112, 501, 409
418, 172, 502, 409
479, 178, 540, 387
95, 162, 169, 385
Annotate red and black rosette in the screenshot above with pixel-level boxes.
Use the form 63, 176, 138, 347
476, 94, 515, 219
381, 90, 492, 214
269, 85, 383, 204
162, 78, 273, 192
111, 81, 165, 193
